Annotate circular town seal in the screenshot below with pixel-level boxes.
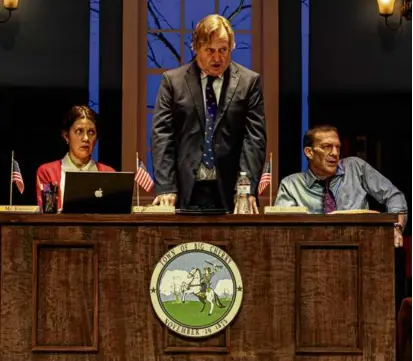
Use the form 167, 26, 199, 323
150, 242, 243, 338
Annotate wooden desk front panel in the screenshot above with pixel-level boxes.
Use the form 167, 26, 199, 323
0, 217, 395, 361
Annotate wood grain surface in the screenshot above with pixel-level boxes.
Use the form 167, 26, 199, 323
0, 214, 396, 361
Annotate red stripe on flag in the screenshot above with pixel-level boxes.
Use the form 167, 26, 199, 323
12, 172, 24, 194
135, 167, 154, 192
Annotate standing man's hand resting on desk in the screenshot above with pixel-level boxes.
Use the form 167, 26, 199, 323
152, 193, 177, 207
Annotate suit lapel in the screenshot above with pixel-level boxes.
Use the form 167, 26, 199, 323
214, 62, 240, 133
185, 63, 205, 131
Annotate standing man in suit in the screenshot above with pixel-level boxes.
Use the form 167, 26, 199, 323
151, 14, 267, 212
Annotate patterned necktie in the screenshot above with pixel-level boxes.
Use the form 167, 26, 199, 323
202, 76, 218, 169
321, 178, 337, 213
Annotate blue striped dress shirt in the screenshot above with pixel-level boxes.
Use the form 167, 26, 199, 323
275, 157, 408, 214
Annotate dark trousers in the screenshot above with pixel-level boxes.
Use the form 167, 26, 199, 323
188, 180, 224, 209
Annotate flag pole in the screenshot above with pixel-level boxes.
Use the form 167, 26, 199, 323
9, 150, 14, 205
136, 152, 140, 207
269, 152, 273, 206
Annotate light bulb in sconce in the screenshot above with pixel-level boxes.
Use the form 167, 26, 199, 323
3, 0, 19, 10
377, 0, 396, 16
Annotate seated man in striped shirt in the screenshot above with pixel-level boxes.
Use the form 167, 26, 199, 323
275, 125, 408, 247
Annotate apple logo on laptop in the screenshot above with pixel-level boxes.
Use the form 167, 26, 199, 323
94, 188, 103, 198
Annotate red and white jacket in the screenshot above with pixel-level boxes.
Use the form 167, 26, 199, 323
36, 157, 115, 210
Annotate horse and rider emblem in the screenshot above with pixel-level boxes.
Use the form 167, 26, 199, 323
150, 242, 243, 338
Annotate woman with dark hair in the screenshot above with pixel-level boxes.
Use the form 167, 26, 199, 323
36, 105, 115, 210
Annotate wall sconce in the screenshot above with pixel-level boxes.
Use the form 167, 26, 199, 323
0, 0, 18, 24
377, 0, 412, 28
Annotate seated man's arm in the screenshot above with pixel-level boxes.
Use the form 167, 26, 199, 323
359, 159, 408, 231
274, 180, 298, 207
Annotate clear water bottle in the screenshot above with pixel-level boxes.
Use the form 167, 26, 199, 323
236, 172, 252, 214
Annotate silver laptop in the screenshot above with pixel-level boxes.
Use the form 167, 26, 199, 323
62, 171, 135, 214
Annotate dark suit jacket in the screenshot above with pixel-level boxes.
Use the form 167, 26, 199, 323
151, 61, 267, 210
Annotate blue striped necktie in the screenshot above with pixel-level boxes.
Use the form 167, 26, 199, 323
202, 76, 218, 169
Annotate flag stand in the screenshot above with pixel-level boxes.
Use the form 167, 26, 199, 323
0, 151, 40, 213
136, 152, 140, 207
9, 150, 14, 205
269, 152, 273, 206
263, 151, 308, 215
263, 151, 278, 214
131, 153, 174, 214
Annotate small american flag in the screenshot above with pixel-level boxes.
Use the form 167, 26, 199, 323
258, 160, 271, 196
135, 158, 154, 192
12, 159, 24, 194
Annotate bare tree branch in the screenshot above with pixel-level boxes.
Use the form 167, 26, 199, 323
147, 0, 181, 64
147, 0, 252, 68
90, 0, 101, 14
147, 39, 163, 68
235, 41, 250, 50
148, 32, 180, 63
221, 5, 230, 17
227, 1, 251, 22
148, 0, 175, 30
232, 13, 250, 28
88, 100, 99, 109
148, 0, 164, 30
